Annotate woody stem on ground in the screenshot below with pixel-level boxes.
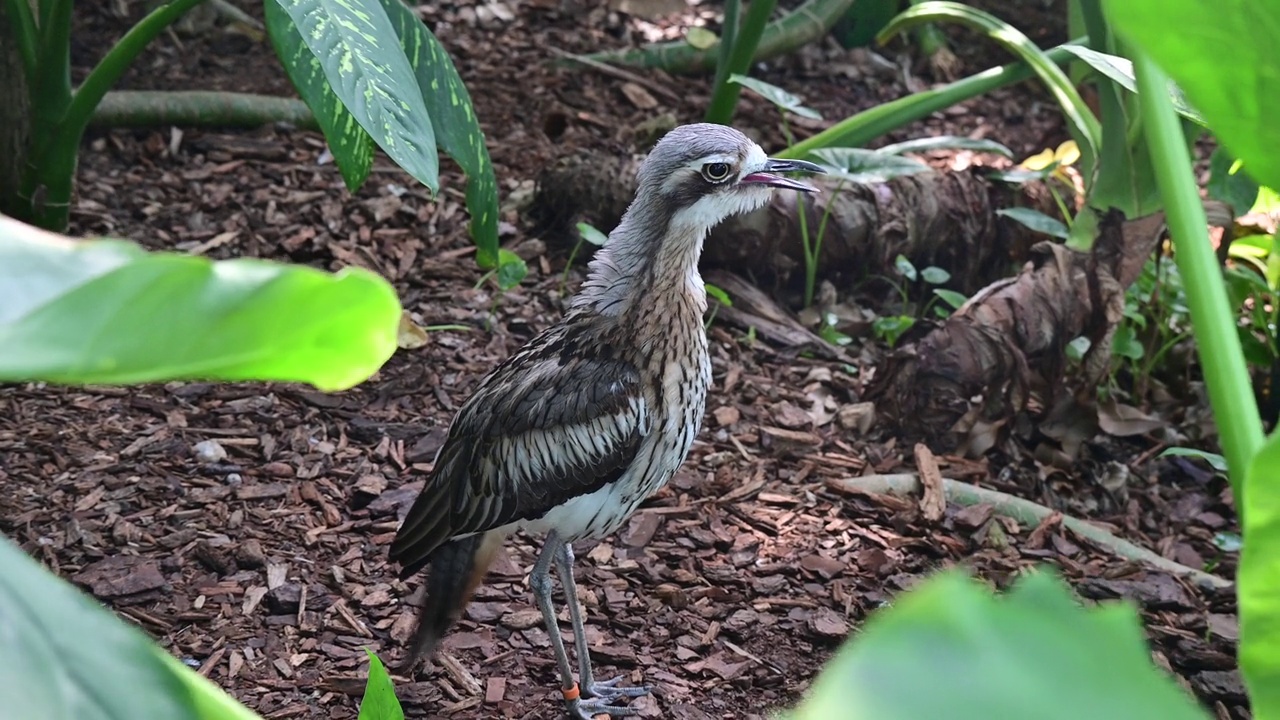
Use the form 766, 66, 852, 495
825, 474, 1232, 590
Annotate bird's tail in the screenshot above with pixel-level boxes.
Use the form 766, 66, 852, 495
396, 528, 507, 671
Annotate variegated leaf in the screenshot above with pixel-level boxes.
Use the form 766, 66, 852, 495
264, 0, 375, 190
378, 0, 499, 267
266, 0, 439, 191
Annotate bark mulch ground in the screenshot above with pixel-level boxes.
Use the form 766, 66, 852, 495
0, 1, 1247, 718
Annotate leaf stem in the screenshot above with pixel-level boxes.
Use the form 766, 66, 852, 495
1134, 51, 1262, 507
4, 0, 38, 86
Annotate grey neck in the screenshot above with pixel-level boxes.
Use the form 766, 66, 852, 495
570, 192, 708, 318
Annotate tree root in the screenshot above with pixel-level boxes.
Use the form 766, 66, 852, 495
824, 473, 1233, 591
91, 91, 317, 130
566, 0, 856, 74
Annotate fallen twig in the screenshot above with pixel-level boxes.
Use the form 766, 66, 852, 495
824, 473, 1233, 590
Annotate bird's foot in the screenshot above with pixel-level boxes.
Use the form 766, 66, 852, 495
562, 679, 651, 719
584, 676, 650, 700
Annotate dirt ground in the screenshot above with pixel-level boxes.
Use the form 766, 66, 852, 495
0, 1, 1248, 718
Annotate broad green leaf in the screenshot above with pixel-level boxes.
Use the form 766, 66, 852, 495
810, 148, 930, 184
0, 217, 400, 391
986, 166, 1055, 185
878, 2, 1101, 160
1208, 148, 1262, 217
576, 222, 608, 247
264, 0, 374, 190
933, 288, 967, 310
1255, 186, 1280, 215
1105, 1, 1280, 191
377, 0, 500, 267
791, 570, 1209, 720
728, 74, 823, 120
1159, 447, 1228, 473
357, 650, 404, 720
0, 535, 199, 720
920, 266, 950, 285
495, 248, 528, 291
997, 207, 1070, 239
878, 136, 1013, 158
1112, 323, 1144, 360
1242, 432, 1280, 716
1059, 45, 1205, 125
267, 0, 439, 191
873, 314, 915, 346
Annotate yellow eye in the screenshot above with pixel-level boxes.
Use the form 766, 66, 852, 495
701, 162, 732, 182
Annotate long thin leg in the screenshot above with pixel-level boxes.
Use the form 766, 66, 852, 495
554, 543, 650, 703
531, 532, 576, 694
534, 535, 637, 719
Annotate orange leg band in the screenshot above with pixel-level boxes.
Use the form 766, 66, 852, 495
562, 682, 581, 702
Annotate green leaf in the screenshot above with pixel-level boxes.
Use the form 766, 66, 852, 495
264, 0, 374, 191
878, 2, 1101, 161
1105, 1, 1280, 191
1160, 447, 1228, 473
357, 650, 404, 720
933, 288, 967, 310
791, 570, 1210, 720
893, 254, 918, 282
0, 535, 199, 720
878, 136, 1013, 158
1243, 431, 1280, 716
267, 0, 439, 192
705, 282, 733, 307
997, 207, 1070, 239
1208, 148, 1262, 217
920, 266, 950, 285
728, 74, 823, 120
0, 217, 400, 391
376, 0, 500, 268
873, 314, 915, 347
685, 26, 718, 50
495, 248, 528, 291
986, 166, 1055, 185
810, 148, 930, 184
1059, 45, 1205, 125
576, 222, 608, 247
1112, 323, 1144, 360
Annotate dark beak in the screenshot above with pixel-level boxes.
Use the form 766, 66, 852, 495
740, 158, 826, 192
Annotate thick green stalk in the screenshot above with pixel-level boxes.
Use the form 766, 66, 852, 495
29, 0, 71, 145
91, 90, 317, 130
707, 0, 740, 123
4, 0, 37, 85
780, 41, 1083, 158
705, 0, 777, 124
1135, 52, 1261, 507
20, 0, 209, 229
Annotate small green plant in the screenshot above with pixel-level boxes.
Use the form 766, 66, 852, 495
871, 254, 963, 347
705, 282, 733, 328
561, 222, 609, 293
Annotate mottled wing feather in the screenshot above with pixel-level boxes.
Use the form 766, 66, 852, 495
389, 332, 648, 577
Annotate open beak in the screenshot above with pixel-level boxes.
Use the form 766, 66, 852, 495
740, 158, 826, 192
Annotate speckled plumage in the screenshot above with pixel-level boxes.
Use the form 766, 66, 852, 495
388, 124, 821, 718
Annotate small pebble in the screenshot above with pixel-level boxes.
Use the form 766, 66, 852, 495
193, 439, 227, 464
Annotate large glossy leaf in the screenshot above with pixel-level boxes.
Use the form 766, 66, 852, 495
0, 536, 197, 720
809, 148, 930, 183
0, 216, 400, 391
791, 570, 1209, 720
1242, 432, 1280, 717
1105, 1, 1280, 191
267, 0, 439, 192
878, 2, 1101, 162
1059, 44, 1204, 125
264, 0, 375, 191
376, 0, 500, 267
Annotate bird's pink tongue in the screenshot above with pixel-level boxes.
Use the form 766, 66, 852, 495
740, 172, 818, 192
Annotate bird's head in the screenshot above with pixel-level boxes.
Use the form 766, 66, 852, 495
637, 123, 825, 231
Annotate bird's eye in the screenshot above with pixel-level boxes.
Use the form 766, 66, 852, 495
701, 162, 732, 183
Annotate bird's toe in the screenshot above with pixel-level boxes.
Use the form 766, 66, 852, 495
585, 677, 650, 700
568, 697, 641, 719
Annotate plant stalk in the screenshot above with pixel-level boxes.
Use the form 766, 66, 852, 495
4, 0, 38, 85
706, 0, 740, 123
779, 41, 1084, 158
705, 0, 777, 125
19, 0, 210, 229
1134, 52, 1262, 508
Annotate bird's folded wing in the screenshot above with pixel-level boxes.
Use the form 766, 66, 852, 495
389, 350, 649, 575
